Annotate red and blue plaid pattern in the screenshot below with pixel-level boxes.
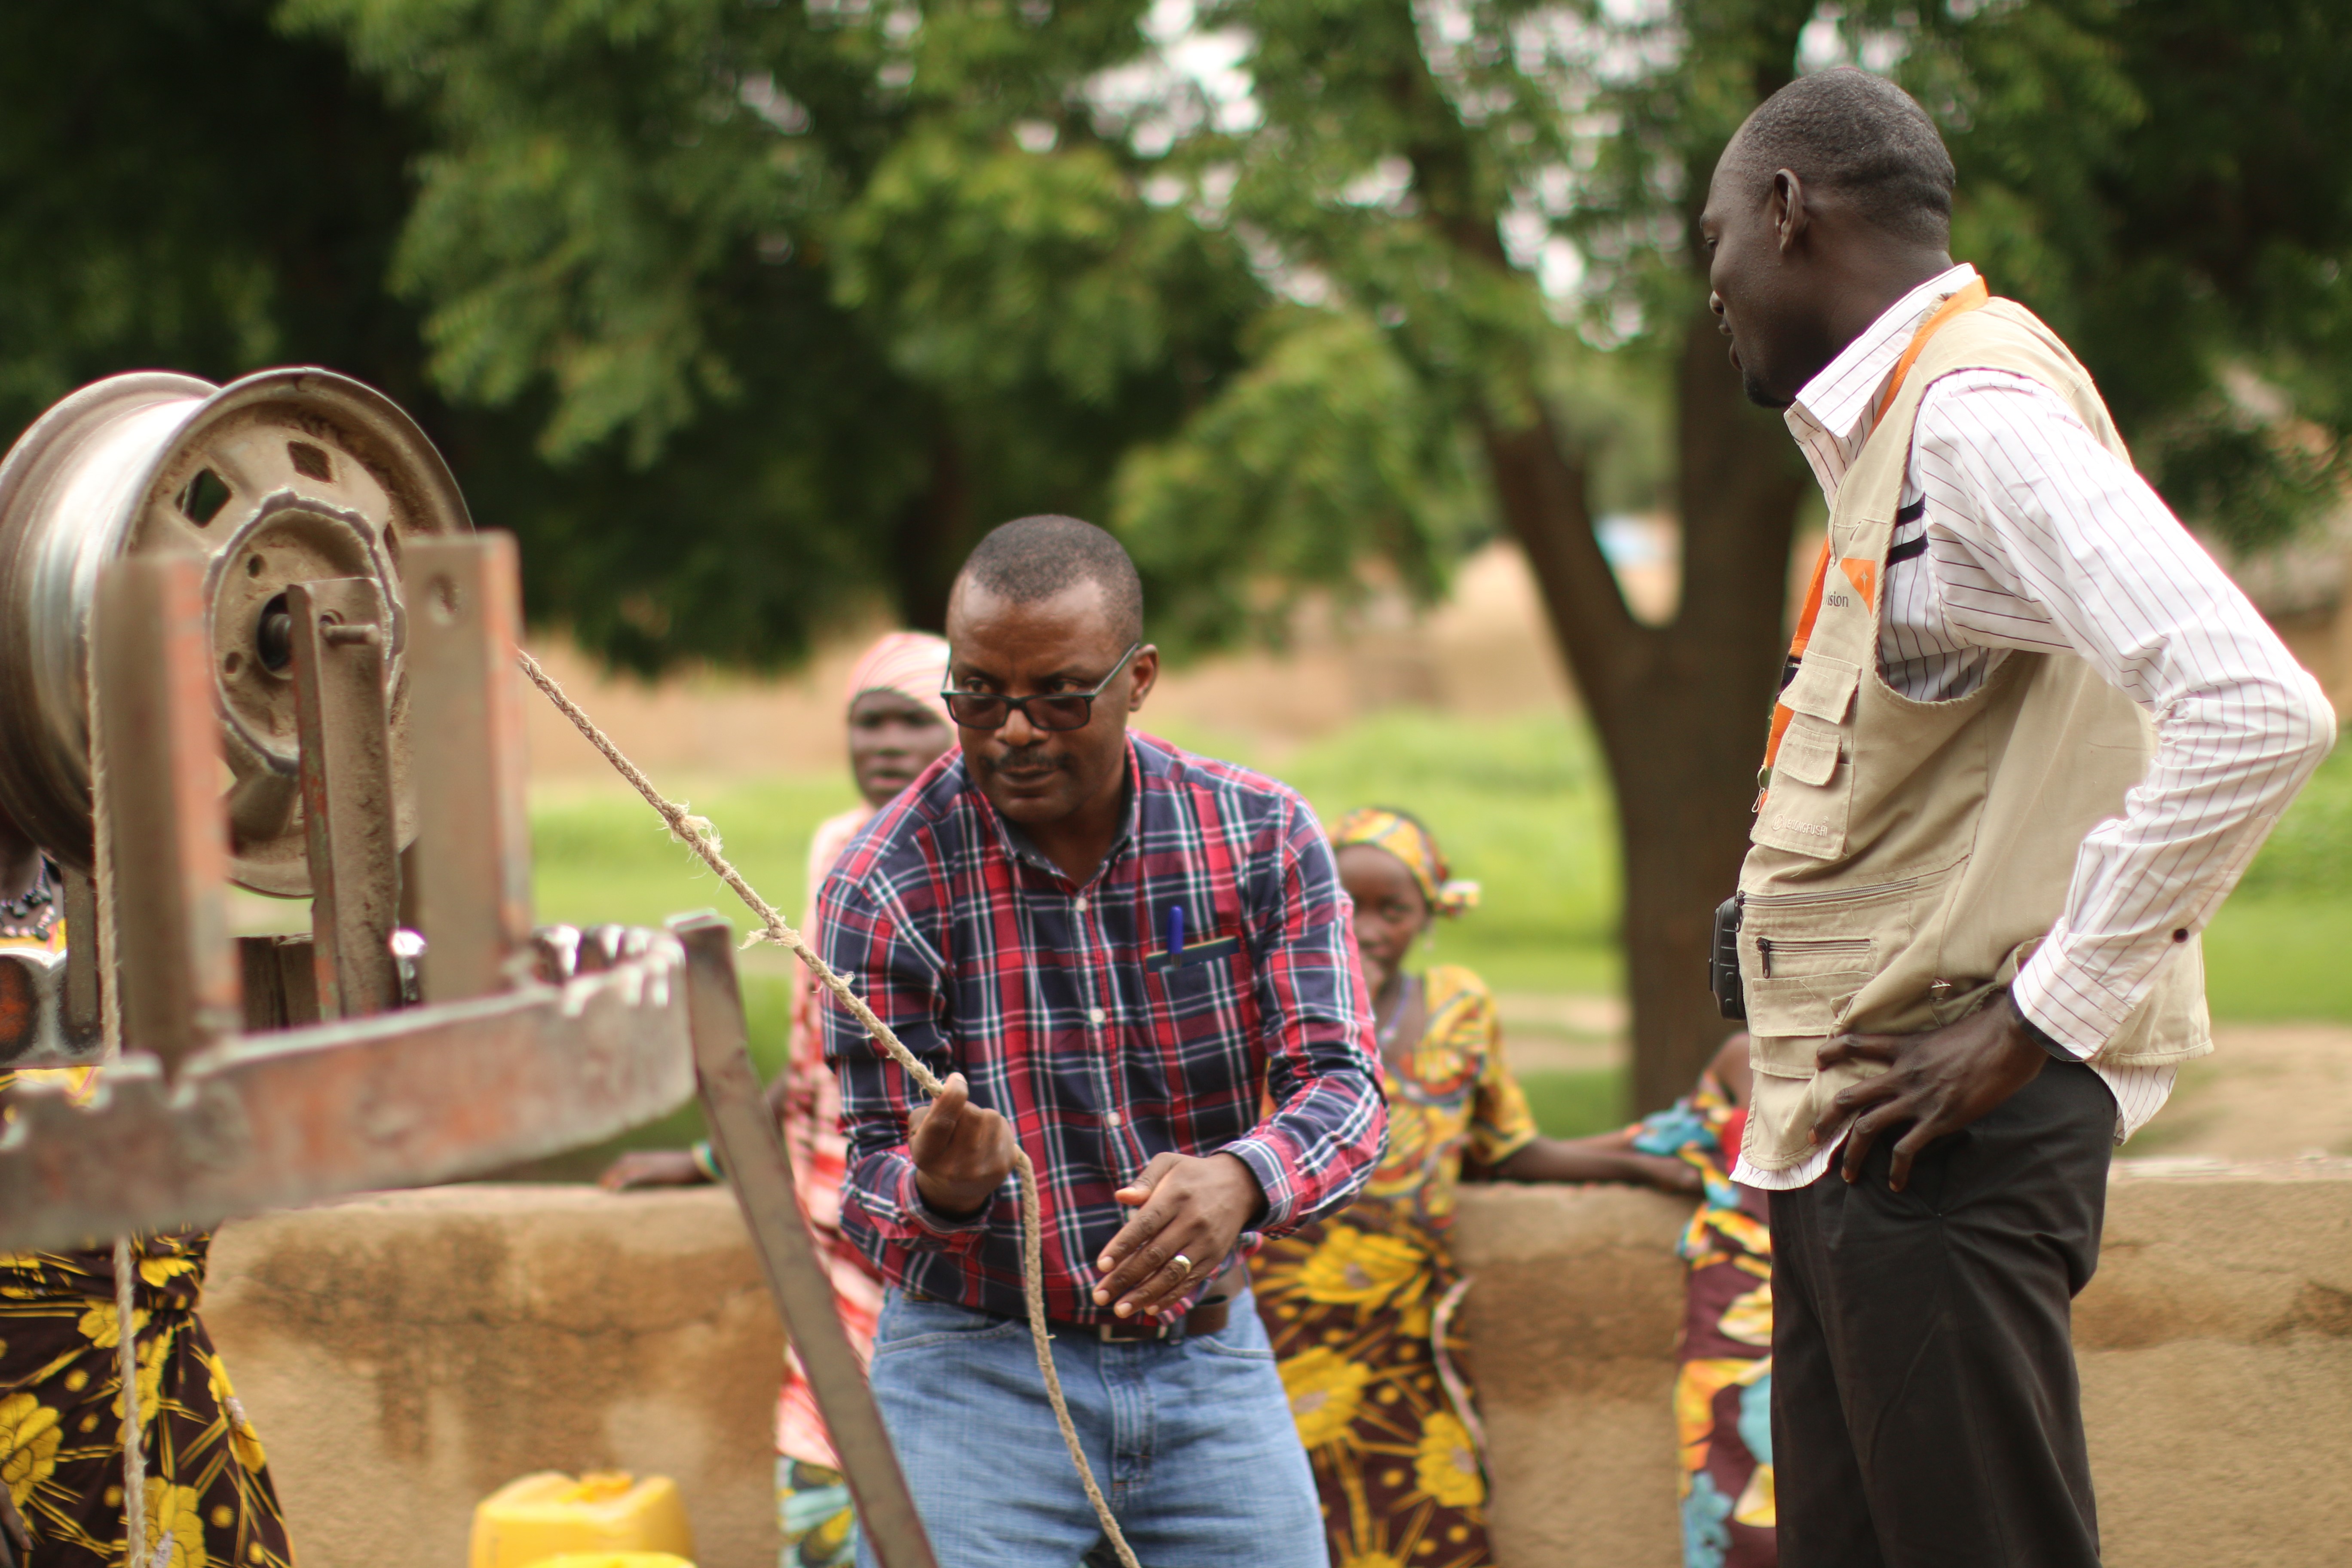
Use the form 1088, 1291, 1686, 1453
820, 732, 1385, 1324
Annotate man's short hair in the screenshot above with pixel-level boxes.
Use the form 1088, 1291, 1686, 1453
955, 515, 1145, 646
1729, 67, 1956, 247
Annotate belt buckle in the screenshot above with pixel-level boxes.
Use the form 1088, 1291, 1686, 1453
1097, 1316, 1171, 1343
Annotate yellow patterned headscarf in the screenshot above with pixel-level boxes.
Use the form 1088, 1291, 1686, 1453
1330, 808, 1481, 918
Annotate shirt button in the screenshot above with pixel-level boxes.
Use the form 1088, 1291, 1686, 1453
1075, 896, 1088, 913
1088, 1007, 1106, 1025
1106, 1110, 1124, 1128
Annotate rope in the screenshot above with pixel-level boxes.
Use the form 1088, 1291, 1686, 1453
84, 597, 145, 1565
518, 651, 1141, 1568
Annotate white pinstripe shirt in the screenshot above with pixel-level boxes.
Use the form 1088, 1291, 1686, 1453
1740, 264, 2337, 1188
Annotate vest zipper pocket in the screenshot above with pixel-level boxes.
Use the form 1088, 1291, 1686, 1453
1755, 935, 1871, 979
1747, 872, 1927, 910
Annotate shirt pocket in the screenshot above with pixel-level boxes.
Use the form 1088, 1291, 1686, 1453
1145, 939, 1248, 1028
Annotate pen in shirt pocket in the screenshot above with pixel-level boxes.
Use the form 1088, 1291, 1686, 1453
1148, 903, 1239, 973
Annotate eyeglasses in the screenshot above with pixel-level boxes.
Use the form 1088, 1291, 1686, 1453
942, 643, 1141, 732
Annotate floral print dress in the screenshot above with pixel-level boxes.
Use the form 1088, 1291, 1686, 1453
1252, 963, 1537, 1568
1632, 1074, 1776, 1568
0, 1226, 292, 1568
0, 920, 294, 1568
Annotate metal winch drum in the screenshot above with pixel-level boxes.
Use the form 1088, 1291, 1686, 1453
0, 368, 470, 893
0, 366, 945, 1568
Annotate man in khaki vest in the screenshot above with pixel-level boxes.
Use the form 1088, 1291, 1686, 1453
1700, 68, 2335, 1566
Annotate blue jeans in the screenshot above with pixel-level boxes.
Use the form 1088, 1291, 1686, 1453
858, 1286, 1324, 1568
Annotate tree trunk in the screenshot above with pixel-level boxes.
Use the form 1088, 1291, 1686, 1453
893, 429, 972, 633
1489, 301, 1806, 1112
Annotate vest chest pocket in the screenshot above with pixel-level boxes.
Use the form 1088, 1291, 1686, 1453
1753, 714, 1854, 859
1782, 649, 1859, 724
1754, 641, 1863, 861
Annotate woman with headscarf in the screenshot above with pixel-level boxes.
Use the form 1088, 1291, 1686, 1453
601, 631, 953, 1568
0, 825, 294, 1568
1593, 1031, 1774, 1568
1254, 807, 1699, 1568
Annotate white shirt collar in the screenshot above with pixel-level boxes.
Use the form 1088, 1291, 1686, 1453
1784, 262, 1980, 503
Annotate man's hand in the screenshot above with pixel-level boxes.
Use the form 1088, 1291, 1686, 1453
1815, 994, 2052, 1191
908, 1072, 1016, 1219
1092, 1152, 1265, 1320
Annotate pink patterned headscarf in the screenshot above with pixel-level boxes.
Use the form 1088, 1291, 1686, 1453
843, 631, 952, 724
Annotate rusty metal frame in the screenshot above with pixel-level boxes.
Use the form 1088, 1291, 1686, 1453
290, 577, 401, 1019
0, 514, 943, 1564
406, 535, 533, 1004
675, 916, 940, 1568
94, 553, 240, 1069
0, 937, 695, 1251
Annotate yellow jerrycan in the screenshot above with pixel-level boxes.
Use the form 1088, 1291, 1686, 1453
469, 1471, 696, 1568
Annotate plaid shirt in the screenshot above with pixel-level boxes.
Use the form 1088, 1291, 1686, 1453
819, 732, 1384, 1323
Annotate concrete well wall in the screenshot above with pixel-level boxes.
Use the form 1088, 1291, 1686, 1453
200, 1165, 2352, 1568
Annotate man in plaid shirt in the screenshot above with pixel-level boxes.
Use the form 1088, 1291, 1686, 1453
821, 515, 1384, 1566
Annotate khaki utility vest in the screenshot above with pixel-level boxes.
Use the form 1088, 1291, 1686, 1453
1736, 299, 2212, 1174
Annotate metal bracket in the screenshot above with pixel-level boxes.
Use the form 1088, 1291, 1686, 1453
291, 577, 401, 1019
0, 934, 695, 1250
674, 915, 940, 1568
406, 535, 534, 1004
94, 553, 240, 1069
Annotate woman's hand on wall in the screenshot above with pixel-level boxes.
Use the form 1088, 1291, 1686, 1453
1488, 1138, 1704, 1195
599, 1150, 711, 1190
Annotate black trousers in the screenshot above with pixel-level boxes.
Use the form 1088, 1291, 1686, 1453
1770, 1059, 2115, 1568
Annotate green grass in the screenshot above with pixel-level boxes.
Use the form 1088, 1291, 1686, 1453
501, 778, 861, 1177
2197, 741, 2352, 1022
2235, 740, 2352, 900
1516, 1067, 1630, 1139
509, 717, 2352, 1176
521, 715, 2352, 1032
530, 773, 864, 936
526, 707, 1630, 995
1167, 710, 1626, 993
2199, 896, 2352, 1021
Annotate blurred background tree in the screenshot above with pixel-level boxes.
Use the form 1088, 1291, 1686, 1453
0, 0, 2344, 1107
1112, 0, 2352, 1103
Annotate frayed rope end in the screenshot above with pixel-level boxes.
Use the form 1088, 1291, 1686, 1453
665, 808, 722, 856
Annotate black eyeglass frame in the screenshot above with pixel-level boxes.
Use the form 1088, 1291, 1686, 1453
941, 642, 1143, 732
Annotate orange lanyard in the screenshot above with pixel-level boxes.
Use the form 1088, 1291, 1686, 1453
1759, 280, 1990, 792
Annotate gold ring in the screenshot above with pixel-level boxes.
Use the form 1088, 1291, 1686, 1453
1171, 1253, 1194, 1277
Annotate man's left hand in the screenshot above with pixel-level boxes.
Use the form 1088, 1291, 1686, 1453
1092, 1152, 1265, 1319
1814, 994, 2052, 1191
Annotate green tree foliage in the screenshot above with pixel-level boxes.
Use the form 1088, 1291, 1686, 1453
5, 0, 2347, 1100
288, 0, 1286, 664
1886, 0, 2352, 550
0, 0, 431, 451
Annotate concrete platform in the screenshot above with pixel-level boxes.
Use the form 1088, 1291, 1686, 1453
200, 1165, 2352, 1567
